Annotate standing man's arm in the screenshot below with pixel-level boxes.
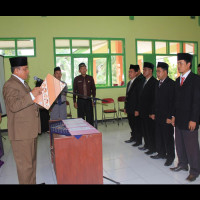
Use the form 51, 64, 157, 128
91, 76, 96, 98
189, 76, 200, 131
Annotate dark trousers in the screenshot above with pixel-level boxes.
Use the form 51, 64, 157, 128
141, 117, 156, 152
127, 113, 136, 139
135, 116, 143, 144
175, 127, 200, 176
77, 98, 94, 126
40, 109, 50, 132
155, 121, 175, 160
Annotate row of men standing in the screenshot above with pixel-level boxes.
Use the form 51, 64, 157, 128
124, 53, 200, 182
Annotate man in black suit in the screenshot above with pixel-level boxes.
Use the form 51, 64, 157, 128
171, 53, 200, 182
136, 62, 158, 155
150, 62, 175, 166
124, 65, 141, 144
134, 67, 145, 146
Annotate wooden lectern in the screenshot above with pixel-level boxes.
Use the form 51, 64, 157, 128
49, 119, 103, 184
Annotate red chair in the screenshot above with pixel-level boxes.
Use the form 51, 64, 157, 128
117, 96, 126, 123
102, 98, 119, 127
66, 100, 72, 118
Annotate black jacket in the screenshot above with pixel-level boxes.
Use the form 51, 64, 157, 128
125, 77, 140, 114
154, 76, 175, 124
138, 76, 158, 118
174, 72, 200, 130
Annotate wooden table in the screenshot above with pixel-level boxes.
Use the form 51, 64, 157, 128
50, 119, 103, 184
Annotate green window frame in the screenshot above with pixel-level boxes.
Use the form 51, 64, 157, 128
0, 38, 36, 57
53, 37, 126, 90
136, 39, 198, 80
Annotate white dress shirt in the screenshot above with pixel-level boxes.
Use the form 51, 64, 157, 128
180, 70, 191, 85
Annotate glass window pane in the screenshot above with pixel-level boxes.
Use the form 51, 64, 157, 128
72, 40, 90, 54
0, 40, 15, 56
0, 40, 15, 48
111, 40, 123, 54
137, 55, 143, 73
137, 41, 152, 54
93, 57, 107, 85
74, 58, 88, 78
17, 39, 34, 56
169, 42, 180, 54
111, 56, 124, 86
55, 39, 70, 54
92, 40, 109, 53
155, 41, 166, 54
183, 43, 196, 54
56, 56, 72, 89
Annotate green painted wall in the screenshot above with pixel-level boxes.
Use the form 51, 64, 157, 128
1, 16, 200, 129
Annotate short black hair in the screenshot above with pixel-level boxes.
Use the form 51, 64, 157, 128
79, 63, 86, 70
54, 66, 61, 73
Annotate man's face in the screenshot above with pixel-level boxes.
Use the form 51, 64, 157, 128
54, 70, 62, 80
156, 67, 167, 80
79, 66, 87, 76
129, 69, 137, 80
14, 65, 29, 80
177, 60, 191, 74
197, 67, 200, 76
143, 67, 152, 78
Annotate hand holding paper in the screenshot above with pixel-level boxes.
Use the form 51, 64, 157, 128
34, 74, 66, 110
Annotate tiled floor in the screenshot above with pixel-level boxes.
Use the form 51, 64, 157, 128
1, 119, 200, 184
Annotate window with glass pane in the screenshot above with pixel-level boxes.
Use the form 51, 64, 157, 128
54, 38, 126, 89
155, 41, 166, 54
0, 40, 15, 56
183, 43, 195, 54
17, 39, 34, 56
92, 40, 109, 53
170, 42, 180, 54
93, 57, 107, 85
55, 39, 70, 54
137, 55, 144, 72
137, 41, 152, 54
56, 56, 72, 88
111, 56, 124, 86
72, 40, 90, 54
111, 40, 123, 54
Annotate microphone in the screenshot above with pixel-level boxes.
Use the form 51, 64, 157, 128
34, 76, 43, 82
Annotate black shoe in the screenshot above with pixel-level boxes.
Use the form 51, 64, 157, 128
170, 166, 188, 172
164, 159, 174, 166
186, 174, 199, 182
145, 150, 154, 155
124, 137, 135, 143
138, 146, 148, 151
150, 154, 166, 159
132, 142, 142, 147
